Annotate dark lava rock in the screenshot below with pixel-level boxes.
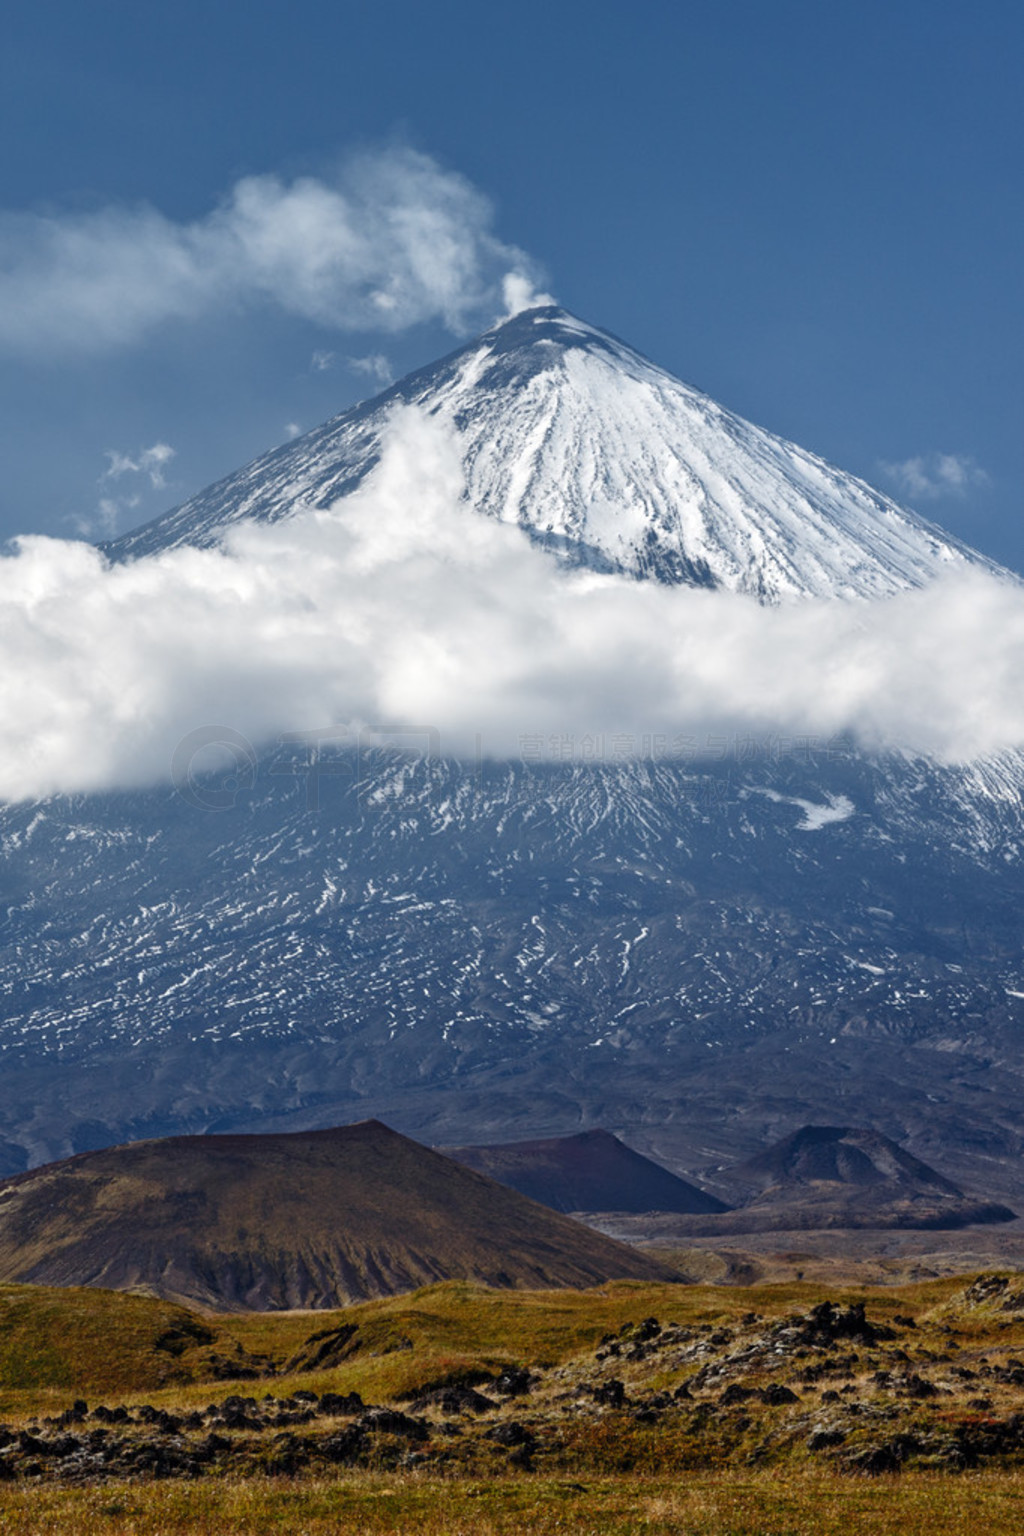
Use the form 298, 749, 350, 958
953, 1413, 1024, 1463
901, 1374, 939, 1399
410, 1386, 496, 1417
761, 1384, 800, 1406
263, 1432, 310, 1476
358, 1408, 428, 1441
46, 1435, 83, 1460
195, 1433, 231, 1461
592, 1379, 627, 1408
872, 1371, 939, 1399
494, 1368, 533, 1397
213, 1395, 263, 1431
803, 1302, 889, 1347
845, 1434, 921, 1474
17, 1432, 48, 1457
137, 1407, 182, 1433
320, 1426, 369, 1465
486, 1421, 535, 1447
319, 1391, 365, 1416
966, 1277, 1006, 1304
808, 1427, 847, 1451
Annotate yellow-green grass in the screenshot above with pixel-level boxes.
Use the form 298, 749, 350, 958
4, 1273, 1024, 1520
0, 1283, 227, 1413
1, 1471, 1024, 1535
207, 1273, 979, 1402
222, 1272, 964, 1356
0, 1273, 993, 1420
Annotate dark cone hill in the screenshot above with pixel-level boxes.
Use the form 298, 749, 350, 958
713, 1124, 1016, 1230
0, 1120, 679, 1311
442, 1129, 728, 1216
589, 1125, 1016, 1244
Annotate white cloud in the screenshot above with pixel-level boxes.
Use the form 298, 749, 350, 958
0, 148, 548, 357
102, 441, 176, 489
70, 496, 125, 539
102, 451, 140, 481
880, 452, 990, 501
2, 407, 1023, 803
501, 271, 556, 316
70, 441, 178, 537
347, 353, 394, 386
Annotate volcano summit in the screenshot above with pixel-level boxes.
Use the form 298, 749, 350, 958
111, 306, 995, 600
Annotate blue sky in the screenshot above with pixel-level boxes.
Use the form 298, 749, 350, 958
1, 0, 1021, 569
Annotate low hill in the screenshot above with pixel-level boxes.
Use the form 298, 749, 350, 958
0, 1282, 232, 1397
586, 1125, 1016, 1240
726, 1125, 965, 1198
0, 1121, 679, 1311
442, 1129, 728, 1215
719, 1124, 1015, 1227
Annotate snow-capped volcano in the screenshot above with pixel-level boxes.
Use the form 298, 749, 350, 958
3, 303, 1022, 1202
109, 306, 994, 602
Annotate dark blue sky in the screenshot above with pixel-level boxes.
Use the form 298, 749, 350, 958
2, 0, 1021, 569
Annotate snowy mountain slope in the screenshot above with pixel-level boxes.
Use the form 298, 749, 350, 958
3, 305, 1021, 1199
108, 307, 998, 602
2, 744, 1024, 1191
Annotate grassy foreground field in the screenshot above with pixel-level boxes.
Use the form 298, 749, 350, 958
5, 1273, 1024, 1530
1, 1471, 1024, 1535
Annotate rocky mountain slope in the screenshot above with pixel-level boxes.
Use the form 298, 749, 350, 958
1, 741, 1023, 1199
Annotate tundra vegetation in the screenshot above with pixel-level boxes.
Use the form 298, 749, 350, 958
4, 1275, 1024, 1530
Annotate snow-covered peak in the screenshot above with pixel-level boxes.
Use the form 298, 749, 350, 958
108, 304, 998, 601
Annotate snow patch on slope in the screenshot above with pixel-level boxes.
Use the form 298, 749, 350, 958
751, 787, 856, 831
